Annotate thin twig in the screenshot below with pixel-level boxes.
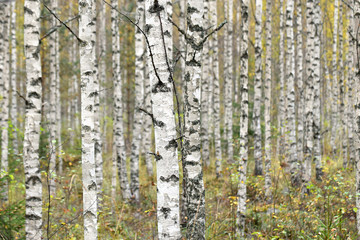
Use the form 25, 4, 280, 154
42, 2, 83, 43
40, 15, 80, 42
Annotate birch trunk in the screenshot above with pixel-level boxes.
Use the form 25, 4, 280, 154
331, 0, 339, 153
130, 0, 146, 202
347, 8, 355, 167
312, 0, 322, 181
23, 0, 43, 237
145, 1, 181, 238
236, 0, 249, 236
49, 0, 58, 197
111, 0, 131, 201
95, 1, 105, 203
296, 0, 304, 163
201, 0, 210, 167
264, 0, 272, 201
278, 0, 285, 161
354, 0, 360, 234
183, 0, 205, 238
143, 57, 154, 176
338, 2, 347, 168
1, 3, 10, 202
10, 1, 18, 154
253, 0, 263, 176
210, 0, 222, 178
79, 0, 98, 238
224, 0, 234, 163
302, 0, 315, 195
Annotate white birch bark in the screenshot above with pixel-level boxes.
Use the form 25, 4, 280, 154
354, 0, 360, 234
201, 0, 210, 167
347, 8, 355, 167
313, 0, 322, 180
286, 0, 299, 186
10, 1, 18, 154
296, 0, 304, 164
264, 0, 272, 201
331, 0, 339, 153
210, 0, 222, 177
253, 0, 263, 176
277, 0, 285, 160
48, 0, 59, 197
130, 0, 146, 202
183, 0, 205, 238
95, 1, 104, 205
302, 0, 315, 195
236, 0, 249, 236
224, 0, 234, 163
111, 0, 131, 201
143, 58, 154, 176
145, 1, 181, 238
23, 0, 43, 237
79, 0, 98, 238
1, 3, 10, 202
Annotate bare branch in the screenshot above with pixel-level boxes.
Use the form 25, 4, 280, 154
40, 15, 80, 42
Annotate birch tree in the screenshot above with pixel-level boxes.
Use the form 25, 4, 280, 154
264, 0, 272, 200
10, 0, 17, 154
285, 0, 299, 186
224, 0, 234, 163
95, 1, 105, 203
111, 0, 130, 201
145, 0, 181, 238
354, 0, 360, 234
48, 0, 59, 197
302, 0, 315, 195
296, 0, 304, 163
201, 0, 211, 167
183, 0, 205, 238
278, 0, 285, 160
236, 0, 249, 237
23, 0, 43, 237
130, 0, 146, 202
313, 0, 322, 180
1, 3, 10, 202
253, 0, 263, 176
210, 0, 222, 177
331, 0, 339, 153
79, 0, 98, 238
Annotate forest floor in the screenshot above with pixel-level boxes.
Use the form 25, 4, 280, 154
1, 148, 357, 239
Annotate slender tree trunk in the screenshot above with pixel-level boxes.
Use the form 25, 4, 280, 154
143, 57, 154, 176
264, 0, 272, 201
210, 0, 222, 178
23, 0, 43, 237
79, 0, 98, 238
236, 0, 249, 236
10, 1, 18, 155
201, 0, 210, 167
302, 0, 315, 195
347, 8, 355, 167
224, 0, 234, 163
354, 0, 360, 234
331, 0, 339, 154
48, 0, 58, 197
296, 0, 304, 164
130, 0, 146, 202
277, 0, 285, 161
1, 3, 10, 202
145, 1, 181, 238
313, 0, 322, 180
95, 1, 105, 204
253, 0, 263, 176
111, 0, 131, 201
183, 0, 206, 238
